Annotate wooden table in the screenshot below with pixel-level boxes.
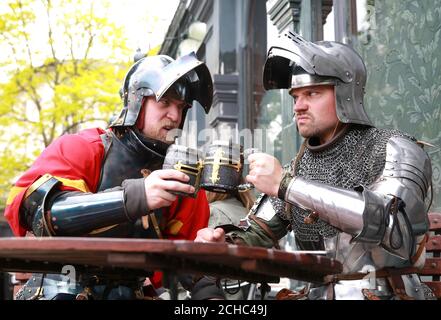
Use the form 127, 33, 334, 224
0, 237, 342, 284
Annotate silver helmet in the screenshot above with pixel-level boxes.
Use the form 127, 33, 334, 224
110, 52, 213, 128
263, 31, 372, 126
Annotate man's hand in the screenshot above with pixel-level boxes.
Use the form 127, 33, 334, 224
246, 153, 283, 197
144, 169, 194, 210
195, 228, 225, 243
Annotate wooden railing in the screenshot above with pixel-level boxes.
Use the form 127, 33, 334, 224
419, 212, 441, 299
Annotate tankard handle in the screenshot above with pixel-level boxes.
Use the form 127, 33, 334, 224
237, 182, 254, 192
237, 147, 259, 192
243, 147, 260, 159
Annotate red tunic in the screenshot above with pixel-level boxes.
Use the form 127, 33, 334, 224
4, 128, 210, 286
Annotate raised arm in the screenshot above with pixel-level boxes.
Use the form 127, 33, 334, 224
279, 137, 432, 260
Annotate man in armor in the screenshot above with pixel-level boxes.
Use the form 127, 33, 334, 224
196, 32, 434, 300
4, 52, 222, 300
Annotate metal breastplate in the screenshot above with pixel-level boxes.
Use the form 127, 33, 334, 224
284, 125, 413, 244
281, 125, 427, 299
93, 128, 167, 238
97, 129, 166, 191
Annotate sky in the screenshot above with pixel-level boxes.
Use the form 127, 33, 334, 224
105, 0, 180, 53
0, 0, 180, 64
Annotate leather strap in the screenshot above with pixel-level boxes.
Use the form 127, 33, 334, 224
323, 266, 419, 283
149, 212, 163, 239
285, 141, 307, 215
387, 275, 415, 300
276, 285, 310, 300
411, 233, 428, 265
278, 172, 293, 200
248, 215, 280, 249
324, 267, 418, 300
361, 289, 381, 300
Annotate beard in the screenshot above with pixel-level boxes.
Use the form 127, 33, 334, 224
296, 114, 315, 138
143, 120, 180, 144
298, 125, 320, 139
297, 119, 341, 144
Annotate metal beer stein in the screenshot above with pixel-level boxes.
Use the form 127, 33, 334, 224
200, 141, 253, 194
162, 144, 204, 198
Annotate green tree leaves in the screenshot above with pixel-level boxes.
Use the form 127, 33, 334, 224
0, 0, 133, 204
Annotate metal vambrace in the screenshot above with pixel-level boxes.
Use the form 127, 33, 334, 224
280, 176, 389, 243
21, 176, 139, 236
278, 137, 432, 259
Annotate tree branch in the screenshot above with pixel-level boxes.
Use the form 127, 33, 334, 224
83, 2, 95, 61
42, 0, 60, 86
15, 0, 35, 68
61, 117, 107, 136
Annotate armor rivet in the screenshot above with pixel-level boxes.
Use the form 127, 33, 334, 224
28, 289, 32, 293
389, 173, 394, 176
431, 262, 437, 268
346, 97, 351, 101
356, 81, 360, 85
132, 91, 135, 94
415, 288, 419, 292
54, 225, 59, 230
52, 217, 56, 221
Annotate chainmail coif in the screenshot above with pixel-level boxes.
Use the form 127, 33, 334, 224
279, 124, 414, 242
